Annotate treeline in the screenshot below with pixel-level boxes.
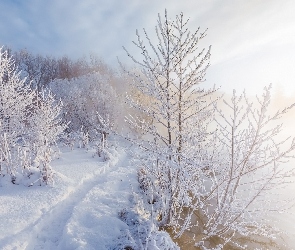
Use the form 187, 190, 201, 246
3, 46, 113, 91
4, 46, 129, 134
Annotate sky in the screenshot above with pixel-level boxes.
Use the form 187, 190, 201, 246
1, 0, 295, 96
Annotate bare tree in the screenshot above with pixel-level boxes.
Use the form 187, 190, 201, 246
192, 86, 295, 249
124, 11, 295, 249
123, 9, 217, 234
123, 10, 215, 161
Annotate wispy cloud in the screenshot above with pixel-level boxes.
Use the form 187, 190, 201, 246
0, 0, 295, 95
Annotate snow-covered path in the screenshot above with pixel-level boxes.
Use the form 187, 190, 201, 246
0, 144, 137, 250
25, 167, 109, 250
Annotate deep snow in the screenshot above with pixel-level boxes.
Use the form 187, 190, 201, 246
1, 138, 295, 249
0, 139, 178, 250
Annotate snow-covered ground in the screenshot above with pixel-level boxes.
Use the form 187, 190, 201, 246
0, 140, 136, 250
0, 137, 295, 249
0, 139, 178, 250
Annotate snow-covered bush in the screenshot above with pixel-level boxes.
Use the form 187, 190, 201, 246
78, 126, 89, 149
91, 113, 114, 160
27, 91, 67, 184
28, 91, 65, 151
49, 72, 122, 140
0, 48, 35, 180
0, 47, 66, 186
0, 132, 15, 176
115, 208, 180, 250
0, 48, 35, 145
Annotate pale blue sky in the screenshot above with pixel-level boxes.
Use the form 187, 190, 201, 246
1, 0, 295, 95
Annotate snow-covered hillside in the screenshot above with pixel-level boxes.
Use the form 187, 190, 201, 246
0, 139, 178, 250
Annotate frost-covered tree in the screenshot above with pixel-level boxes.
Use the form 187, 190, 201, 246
0, 48, 35, 142
123, 10, 215, 158
92, 113, 114, 160
123, 9, 217, 236
124, 11, 295, 249
49, 73, 121, 140
27, 91, 67, 184
0, 47, 66, 185
191, 86, 295, 249
29, 91, 66, 149
0, 48, 35, 177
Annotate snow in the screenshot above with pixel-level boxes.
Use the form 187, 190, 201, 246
0, 145, 109, 249
2, 135, 294, 249
0, 139, 178, 250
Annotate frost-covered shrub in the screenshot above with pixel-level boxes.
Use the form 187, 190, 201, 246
28, 91, 66, 152
27, 91, 66, 184
78, 126, 89, 149
114, 208, 179, 250
0, 47, 66, 186
91, 113, 114, 161
0, 48, 35, 147
0, 132, 15, 176
49, 72, 122, 140
92, 136, 120, 165
0, 48, 34, 180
